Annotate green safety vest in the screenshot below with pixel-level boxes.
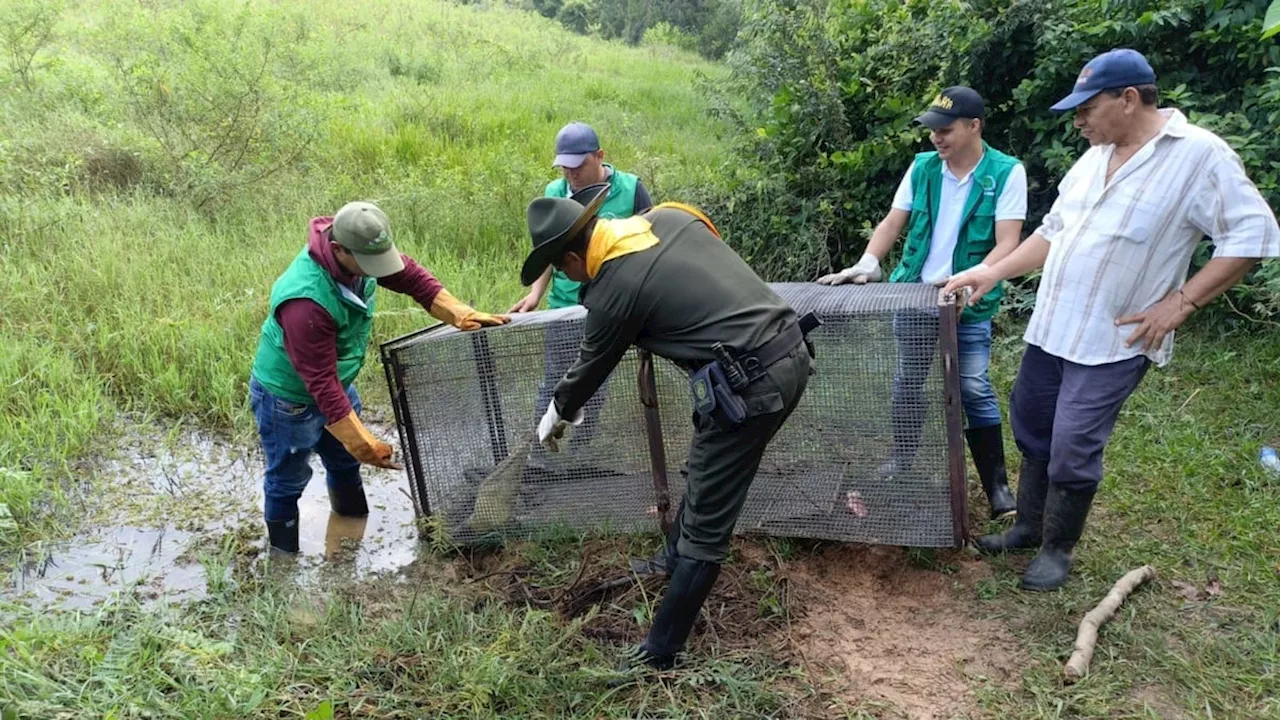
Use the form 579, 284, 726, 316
888, 143, 1020, 323
251, 248, 377, 404
543, 165, 640, 309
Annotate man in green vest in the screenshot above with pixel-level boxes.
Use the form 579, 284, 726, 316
509, 122, 654, 456
250, 201, 509, 554
524, 184, 813, 672
818, 87, 1026, 520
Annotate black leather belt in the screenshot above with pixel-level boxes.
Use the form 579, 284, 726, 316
733, 311, 820, 384
738, 323, 802, 380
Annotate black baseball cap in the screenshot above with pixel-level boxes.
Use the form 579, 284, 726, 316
914, 87, 985, 130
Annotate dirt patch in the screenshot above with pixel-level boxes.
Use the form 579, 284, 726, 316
1131, 684, 1188, 719
455, 537, 1022, 718
459, 537, 801, 653
782, 543, 1022, 719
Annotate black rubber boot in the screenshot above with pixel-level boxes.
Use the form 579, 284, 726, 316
328, 476, 369, 518
976, 456, 1049, 553
966, 425, 1016, 520
1020, 484, 1096, 592
625, 556, 722, 671
266, 516, 300, 554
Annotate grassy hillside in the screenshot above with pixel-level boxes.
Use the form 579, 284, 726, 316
0, 0, 733, 543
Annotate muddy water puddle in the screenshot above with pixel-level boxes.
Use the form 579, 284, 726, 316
11, 526, 206, 609
5, 421, 422, 610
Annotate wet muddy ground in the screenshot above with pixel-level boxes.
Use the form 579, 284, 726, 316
5, 420, 420, 610
3, 419, 1025, 718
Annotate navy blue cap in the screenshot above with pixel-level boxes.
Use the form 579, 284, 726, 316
1051, 49, 1156, 112
553, 122, 601, 168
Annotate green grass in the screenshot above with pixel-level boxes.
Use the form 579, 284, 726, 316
0, 0, 732, 548
2, 537, 814, 719
4, 323, 1278, 718
970, 322, 1280, 719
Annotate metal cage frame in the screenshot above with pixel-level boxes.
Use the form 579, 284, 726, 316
380, 285, 969, 548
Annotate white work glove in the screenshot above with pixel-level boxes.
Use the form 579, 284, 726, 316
817, 252, 882, 285
937, 263, 989, 288
537, 402, 583, 452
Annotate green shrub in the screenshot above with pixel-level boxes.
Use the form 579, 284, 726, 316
0, 0, 63, 91
95, 0, 330, 210
557, 0, 596, 35
538, 0, 742, 59
643, 21, 698, 52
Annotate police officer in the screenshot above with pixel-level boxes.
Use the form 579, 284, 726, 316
522, 185, 812, 669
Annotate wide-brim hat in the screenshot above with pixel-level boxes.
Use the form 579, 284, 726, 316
520, 183, 610, 286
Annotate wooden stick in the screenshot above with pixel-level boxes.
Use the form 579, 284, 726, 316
1064, 565, 1156, 683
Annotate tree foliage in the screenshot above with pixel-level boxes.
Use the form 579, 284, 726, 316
527, 0, 744, 59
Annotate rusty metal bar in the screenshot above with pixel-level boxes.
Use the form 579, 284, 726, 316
636, 349, 673, 535
937, 289, 969, 547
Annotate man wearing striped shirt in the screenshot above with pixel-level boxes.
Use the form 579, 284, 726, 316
946, 49, 1280, 591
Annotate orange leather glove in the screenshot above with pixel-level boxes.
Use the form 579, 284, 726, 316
429, 289, 511, 331
325, 411, 402, 470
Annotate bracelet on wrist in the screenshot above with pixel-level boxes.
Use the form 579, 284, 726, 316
1179, 289, 1202, 311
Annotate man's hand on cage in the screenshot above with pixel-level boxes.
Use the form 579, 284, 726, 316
537, 402, 583, 452
942, 264, 999, 305
428, 288, 511, 331
816, 252, 882, 286
508, 292, 540, 313
325, 411, 403, 470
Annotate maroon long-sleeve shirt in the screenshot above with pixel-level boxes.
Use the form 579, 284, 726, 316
277, 218, 443, 423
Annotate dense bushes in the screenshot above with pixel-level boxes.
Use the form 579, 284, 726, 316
525, 0, 744, 59
712, 0, 1280, 321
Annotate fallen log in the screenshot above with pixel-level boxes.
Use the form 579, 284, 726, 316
1064, 565, 1156, 683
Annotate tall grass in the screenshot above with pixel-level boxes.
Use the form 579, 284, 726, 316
0, 0, 733, 545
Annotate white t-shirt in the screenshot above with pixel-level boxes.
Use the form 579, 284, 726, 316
891, 156, 1028, 284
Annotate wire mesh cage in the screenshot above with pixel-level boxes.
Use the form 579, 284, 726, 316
381, 283, 968, 549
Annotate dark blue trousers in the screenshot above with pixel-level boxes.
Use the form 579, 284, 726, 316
1010, 345, 1149, 491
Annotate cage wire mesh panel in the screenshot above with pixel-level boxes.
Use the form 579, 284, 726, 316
382, 283, 962, 548
381, 308, 663, 543
753, 283, 955, 546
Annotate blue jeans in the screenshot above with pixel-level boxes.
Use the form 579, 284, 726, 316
890, 313, 1000, 464
249, 377, 363, 523
956, 320, 1000, 429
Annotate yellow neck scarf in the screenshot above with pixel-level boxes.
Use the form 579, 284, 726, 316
585, 216, 659, 279
583, 203, 722, 279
